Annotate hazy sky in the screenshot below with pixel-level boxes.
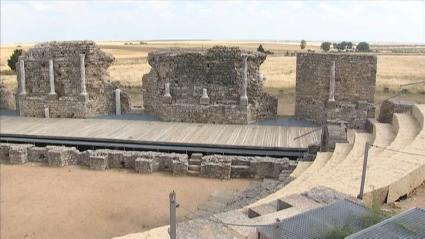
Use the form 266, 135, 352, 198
1, 0, 424, 44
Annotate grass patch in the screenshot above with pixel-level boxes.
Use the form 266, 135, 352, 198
324, 224, 354, 239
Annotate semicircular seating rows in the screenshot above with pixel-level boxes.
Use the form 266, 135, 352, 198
251, 104, 425, 207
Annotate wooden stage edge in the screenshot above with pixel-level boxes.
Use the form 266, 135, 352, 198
0, 116, 322, 150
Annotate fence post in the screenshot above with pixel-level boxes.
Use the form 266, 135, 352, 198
272, 219, 282, 239
169, 191, 177, 239
357, 142, 370, 199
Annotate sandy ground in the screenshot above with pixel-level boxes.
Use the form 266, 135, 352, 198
0, 164, 250, 239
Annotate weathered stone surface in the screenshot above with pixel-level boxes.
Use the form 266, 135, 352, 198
46, 146, 77, 167
295, 53, 376, 129
0, 143, 12, 162
172, 157, 188, 176
201, 156, 232, 179
378, 98, 415, 123
135, 158, 159, 174
9, 144, 33, 164
250, 157, 291, 179
89, 155, 108, 170
16, 41, 130, 118
321, 122, 348, 151
28, 147, 48, 163
142, 46, 277, 124
0, 80, 15, 110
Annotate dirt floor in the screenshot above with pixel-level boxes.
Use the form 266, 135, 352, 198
0, 164, 250, 239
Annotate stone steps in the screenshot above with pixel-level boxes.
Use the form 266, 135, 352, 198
188, 165, 200, 171
187, 170, 200, 176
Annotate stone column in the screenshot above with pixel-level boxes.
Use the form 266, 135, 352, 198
162, 83, 172, 104
200, 88, 210, 105
115, 89, 121, 115
44, 107, 50, 118
79, 54, 87, 96
328, 61, 336, 102
240, 56, 248, 106
48, 59, 56, 95
19, 57, 26, 95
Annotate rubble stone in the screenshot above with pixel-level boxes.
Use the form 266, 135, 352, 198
142, 46, 277, 124
135, 158, 159, 174
16, 41, 130, 118
9, 144, 33, 164
295, 53, 377, 129
89, 155, 108, 170
0, 143, 12, 162
200, 156, 232, 179
46, 146, 77, 167
378, 98, 415, 123
28, 147, 48, 163
0, 80, 15, 110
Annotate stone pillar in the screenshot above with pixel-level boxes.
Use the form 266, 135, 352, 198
48, 59, 56, 95
44, 107, 50, 118
162, 83, 172, 104
115, 89, 121, 115
328, 61, 336, 102
79, 54, 87, 96
240, 56, 248, 106
19, 57, 26, 95
200, 88, 210, 105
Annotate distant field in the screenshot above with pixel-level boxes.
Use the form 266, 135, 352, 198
1, 41, 424, 111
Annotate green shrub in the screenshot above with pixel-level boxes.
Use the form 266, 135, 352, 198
321, 42, 332, 52
7, 49, 24, 72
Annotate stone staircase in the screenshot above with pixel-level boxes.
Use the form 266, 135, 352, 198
187, 153, 202, 176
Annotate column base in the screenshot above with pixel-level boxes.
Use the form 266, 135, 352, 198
200, 97, 210, 105
326, 100, 337, 109
240, 97, 248, 106
79, 93, 89, 102
47, 93, 57, 100
162, 95, 172, 104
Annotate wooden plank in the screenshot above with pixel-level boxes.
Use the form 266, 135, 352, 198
0, 116, 321, 149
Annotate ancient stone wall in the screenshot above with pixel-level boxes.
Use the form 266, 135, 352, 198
0, 143, 296, 180
142, 46, 277, 124
295, 53, 377, 129
16, 41, 130, 118
0, 80, 15, 110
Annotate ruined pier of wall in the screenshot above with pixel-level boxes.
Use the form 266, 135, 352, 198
0, 143, 296, 180
16, 41, 130, 118
142, 46, 277, 124
295, 53, 377, 129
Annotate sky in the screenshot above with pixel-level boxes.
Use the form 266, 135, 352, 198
1, 0, 424, 44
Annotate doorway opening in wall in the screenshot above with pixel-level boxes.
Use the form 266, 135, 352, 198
122, 86, 143, 109
260, 56, 297, 117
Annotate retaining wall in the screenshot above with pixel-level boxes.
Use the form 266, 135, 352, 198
0, 143, 296, 179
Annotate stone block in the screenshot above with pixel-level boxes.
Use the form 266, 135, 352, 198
172, 158, 188, 176
28, 147, 48, 163
200, 156, 231, 179
250, 157, 290, 179
9, 144, 33, 164
108, 150, 127, 168
89, 155, 108, 170
47, 146, 74, 167
0, 143, 12, 162
135, 158, 159, 174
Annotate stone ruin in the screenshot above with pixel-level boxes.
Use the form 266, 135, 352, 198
142, 46, 277, 124
295, 53, 377, 129
15, 41, 130, 118
0, 80, 15, 110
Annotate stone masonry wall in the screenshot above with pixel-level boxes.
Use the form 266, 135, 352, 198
0, 143, 296, 180
0, 80, 15, 110
16, 41, 130, 118
142, 46, 277, 124
295, 53, 377, 129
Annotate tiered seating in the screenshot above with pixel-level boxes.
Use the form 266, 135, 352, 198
251, 104, 425, 207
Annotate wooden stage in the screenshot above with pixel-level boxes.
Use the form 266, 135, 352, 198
0, 116, 321, 155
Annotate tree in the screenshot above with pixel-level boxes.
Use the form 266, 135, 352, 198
257, 44, 265, 53
320, 42, 332, 52
356, 42, 370, 52
257, 44, 274, 55
7, 49, 24, 72
300, 40, 306, 50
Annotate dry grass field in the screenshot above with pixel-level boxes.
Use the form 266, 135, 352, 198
1, 40, 424, 113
